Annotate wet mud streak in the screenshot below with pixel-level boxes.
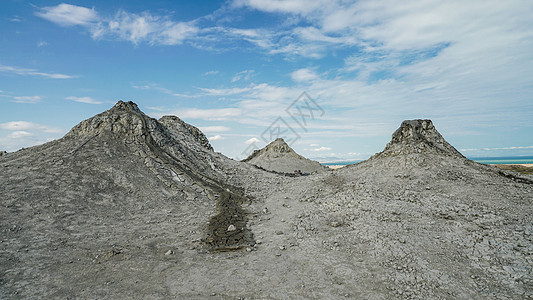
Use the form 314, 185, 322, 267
206, 189, 254, 251
124, 104, 255, 251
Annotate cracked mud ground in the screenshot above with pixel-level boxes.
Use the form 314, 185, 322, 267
1, 102, 532, 299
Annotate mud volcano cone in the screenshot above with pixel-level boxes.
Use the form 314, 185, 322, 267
3, 100, 257, 255
243, 138, 327, 174
371, 119, 464, 160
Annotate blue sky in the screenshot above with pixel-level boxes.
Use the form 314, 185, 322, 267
1, 0, 532, 161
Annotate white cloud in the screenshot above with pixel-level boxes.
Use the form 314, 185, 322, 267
225, 0, 533, 63
132, 82, 249, 98
132, 83, 200, 98
230, 28, 261, 38
245, 137, 260, 144
36, 3, 99, 27
37, 41, 48, 47
7, 131, 33, 139
461, 146, 533, 152
203, 70, 219, 76
0, 64, 74, 79
208, 134, 224, 141
36, 4, 199, 46
295, 26, 356, 45
227, 27, 275, 49
66, 96, 102, 105
348, 152, 364, 156
158, 22, 199, 45
11, 96, 42, 104
132, 82, 174, 94
198, 86, 252, 96
160, 108, 242, 121
33, 1, 533, 65
146, 106, 167, 112
132, 84, 153, 90
199, 126, 231, 133
233, 0, 329, 16
0, 121, 65, 151
231, 70, 255, 82
171, 93, 203, 98
307, 146, 332, 152
0, 121, 62, 133
291, 68, 318, 82
8, 16, 23, 22
30, 2, 340, 56
108, 10, 157, 44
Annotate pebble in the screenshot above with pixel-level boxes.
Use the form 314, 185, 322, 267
227, 224, 236, 232
330, 221, 341, 227
165, 250, 173, 255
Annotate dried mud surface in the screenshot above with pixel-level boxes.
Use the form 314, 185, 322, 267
1, 104, 532, 299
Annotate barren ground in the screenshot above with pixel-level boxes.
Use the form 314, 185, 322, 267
1, 103, 532, 299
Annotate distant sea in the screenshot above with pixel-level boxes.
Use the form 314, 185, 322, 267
321, 156, 533, 166
321, 160, 363, 166
467, 156, 533, 165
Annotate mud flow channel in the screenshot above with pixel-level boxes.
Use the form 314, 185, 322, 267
205, 189, 254, 251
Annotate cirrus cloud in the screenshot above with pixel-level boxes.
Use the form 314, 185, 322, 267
0, 121, 63, 133
66, 96, 102, 104
0, 64, 75, 79
199, 126, 231, 133
11, 96, 42, 104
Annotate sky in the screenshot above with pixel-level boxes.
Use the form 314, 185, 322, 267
1, 0, 532, 161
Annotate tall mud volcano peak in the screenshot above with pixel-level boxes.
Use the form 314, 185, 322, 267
243, 138, 298, 162
66, 100, 157, 138
372, 119, 464, 159
243, 138, 327, 174
262, 138, 295, 155
111, 100, 142, 113
66, 101, 212, 152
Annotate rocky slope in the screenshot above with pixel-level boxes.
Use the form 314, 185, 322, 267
0, 101, 282, 298
243, 138, 328, 174
1, 107, 532, 299
275, 119, 533, 299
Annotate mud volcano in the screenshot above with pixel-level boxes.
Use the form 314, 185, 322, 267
1, 107, 532, 299
372, 119, 464, 158
243, 138, 327, 174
